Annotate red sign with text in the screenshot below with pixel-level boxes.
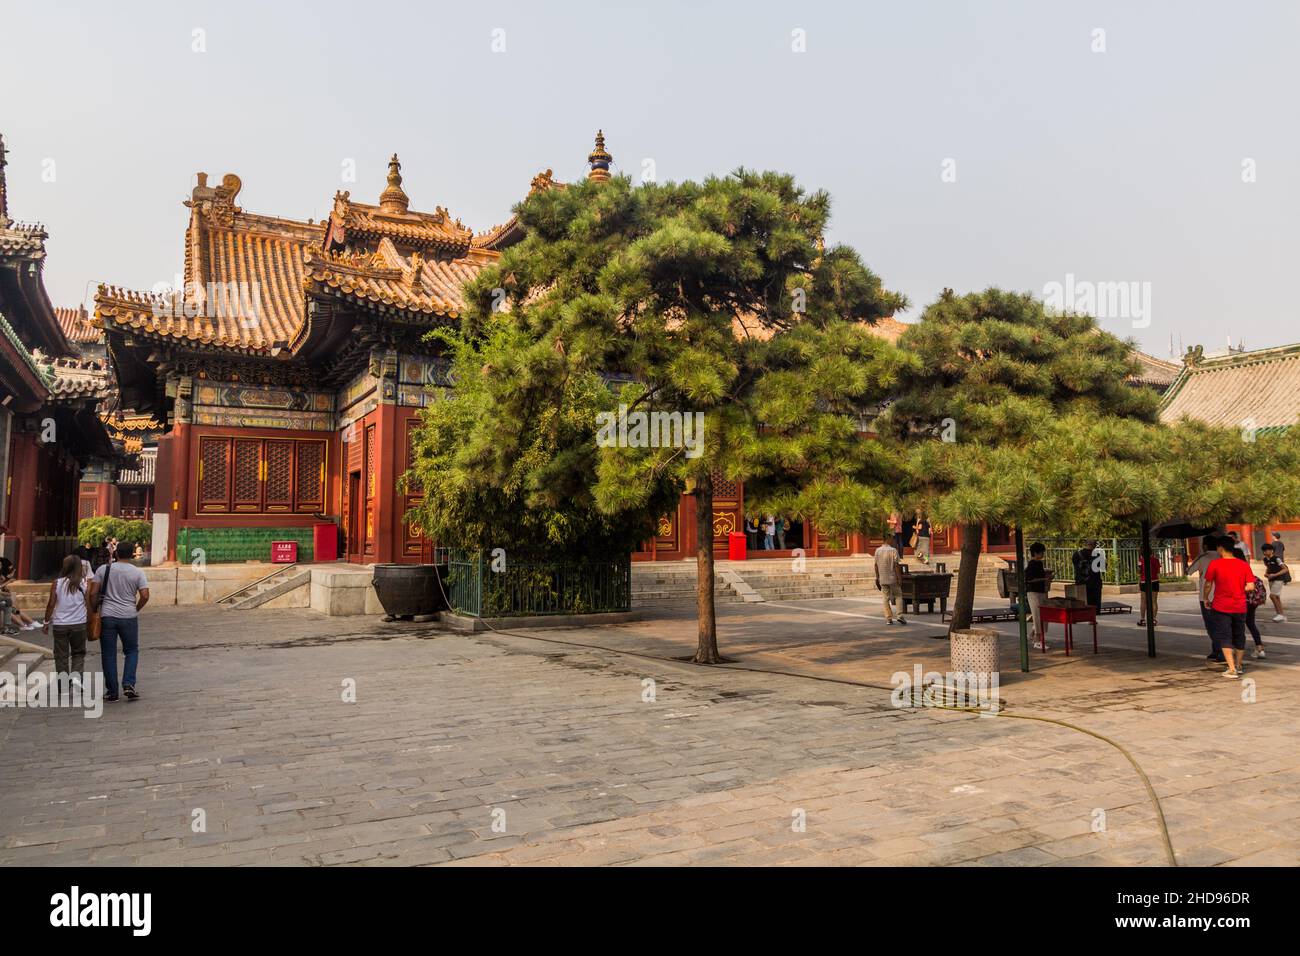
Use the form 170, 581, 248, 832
271, 541, 298, 563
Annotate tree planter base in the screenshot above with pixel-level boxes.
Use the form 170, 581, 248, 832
950, 627, 1000, 678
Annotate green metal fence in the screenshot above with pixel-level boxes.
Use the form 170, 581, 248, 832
446, 550, 631, 617
176, 526, 315, 564
1028, 537, 1184, 586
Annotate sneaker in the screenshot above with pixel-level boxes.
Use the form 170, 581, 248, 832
1253, 646, 1266, 659
897, 616, 909, 625
1222, 671, 1240, 680
104, 694, 119, 703
885, 619, 896, 626
1272, 614, 1286, 623
21, 621, 39, 631
124, 685, 139, 700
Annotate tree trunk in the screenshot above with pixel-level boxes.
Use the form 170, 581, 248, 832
692, 471, 722, 664
948, 522, 984, 633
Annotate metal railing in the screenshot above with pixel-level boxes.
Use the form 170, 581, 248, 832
445, 550, 632, 618
1028, 537, 1185, 586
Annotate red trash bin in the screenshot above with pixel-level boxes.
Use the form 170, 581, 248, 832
728, 531, 747, 561
313, 522, 338, 562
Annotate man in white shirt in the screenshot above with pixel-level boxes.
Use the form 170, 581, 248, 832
874, 540, 907, 625
1186, 534, 1225, 664
89, 553, 150, 702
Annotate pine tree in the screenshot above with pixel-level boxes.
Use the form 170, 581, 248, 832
417, 170, 906, 662
879, 288, 1161, 631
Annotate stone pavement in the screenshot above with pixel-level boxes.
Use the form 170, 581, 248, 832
1, 591, 1297, 866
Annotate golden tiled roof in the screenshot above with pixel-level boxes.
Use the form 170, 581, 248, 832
1160, 343, 1300, 431
55, 305, 101, 343
97, 159, 502, 354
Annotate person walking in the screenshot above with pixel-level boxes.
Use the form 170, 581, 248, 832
1229, 531, 1250, 560
1024, 542, 1052, 648
775, 516, 786, 551
1204, 535, 1257, 679
762, 515, 776, 551
1072, 539, 1104, 614
1262, 541, 1289, 623
1137, 550, 1160, 626
889, 512, 905, 553
89, 548, 150, 702
1186, 534, 1225, 664
873, 538, 906, 625
42, 554, 90, 693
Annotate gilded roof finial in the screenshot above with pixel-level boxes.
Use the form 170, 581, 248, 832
379, 153, 410, 213
587, 130, 612, 183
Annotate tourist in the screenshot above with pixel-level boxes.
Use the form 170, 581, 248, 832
1203, 535, 1256, 679
889, 512, 905, 553
912, 510, 931, 565
762, 515, 776, 551
1262, 542, 1289, 623
744, 516, 759, 553
1243, 554, 1267, 660
1024, 542, 1051, 648
89, 547, 151, 702
0, 555, 43, 631
1269, 531, 1285, 563
1186, 534, 1225, 664
1137, 549, 1160, 627
76, 545, 94, 577
1229, 531, 1249, 560
873, 537, 907, 625
1072, 539, 1104, 614
775, 516, 786, 551
42, 554, 90, 692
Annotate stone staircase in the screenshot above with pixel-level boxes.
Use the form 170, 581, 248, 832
213, 564, 311, 610
0, 638, 51, 693
5, 582, 52, 614
630, 565, 747, 609
632, 554, 1009, 610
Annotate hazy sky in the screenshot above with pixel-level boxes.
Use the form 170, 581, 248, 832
2, 0, 1297, 357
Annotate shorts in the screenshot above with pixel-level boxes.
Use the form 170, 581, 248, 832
1139, 582, 1160, 593
1208, 609, 1247, 652
1270, 579, 1287, 596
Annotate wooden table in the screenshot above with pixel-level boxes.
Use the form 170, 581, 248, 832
1036, 603, 1098, 655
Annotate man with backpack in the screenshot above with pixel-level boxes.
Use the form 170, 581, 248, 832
1262, 541, 1289, 623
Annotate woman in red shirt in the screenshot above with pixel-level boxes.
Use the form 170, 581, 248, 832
1203, 535, 1257, 679
1137, 553, 1160, 626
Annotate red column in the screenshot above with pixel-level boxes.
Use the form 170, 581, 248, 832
8, 434, 38, 579
373, 402, 399, 564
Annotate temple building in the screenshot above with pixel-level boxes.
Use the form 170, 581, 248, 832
95, 133, 1188, 568
0, 135, 120, 579
1161, 342, 1300, 555
96, 149, 539, 565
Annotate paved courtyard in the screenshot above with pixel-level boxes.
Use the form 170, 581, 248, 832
2, 591, 1298, 866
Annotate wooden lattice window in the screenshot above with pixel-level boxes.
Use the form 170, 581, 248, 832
233, 439, 262, 510
194, 435, 327, 514
712, 470, 739, 501
199, 437, 231, 511
296, 441, 325, 511
264, 440, 294, 510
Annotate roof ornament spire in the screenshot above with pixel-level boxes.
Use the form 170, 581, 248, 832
587, 130, 612, 183
379, 153, 410, 214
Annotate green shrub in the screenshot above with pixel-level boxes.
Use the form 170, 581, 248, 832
78, 516, 152, 554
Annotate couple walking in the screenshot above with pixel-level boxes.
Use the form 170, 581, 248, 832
41, 547, 150, 702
